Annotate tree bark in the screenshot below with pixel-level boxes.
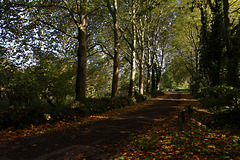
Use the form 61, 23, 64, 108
146, 33, 152, 93
107, 0, 120, 98
129, 1, 136, 97
151, 56, 156, 91
139, 17, 145, 95
75, 9, 88, 101
146, 8, 152, 93
156, 50, 164, 90
139, 62, 144, 94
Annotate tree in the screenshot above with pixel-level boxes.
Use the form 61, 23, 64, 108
129, 0, 137, 97
2, 0, 101, 101
198, 0, 240, 87
138, 13, 145, 95
223, 0, 240, 87
146, 0, 176, 91
120, 0, 137, 97
106, 0, 121, 98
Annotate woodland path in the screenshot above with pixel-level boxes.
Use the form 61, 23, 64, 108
0, 92, 193, 160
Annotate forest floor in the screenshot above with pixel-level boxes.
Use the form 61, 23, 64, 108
0, 92, 239, 160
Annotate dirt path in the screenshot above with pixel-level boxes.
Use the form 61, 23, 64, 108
0, 92, 193, 160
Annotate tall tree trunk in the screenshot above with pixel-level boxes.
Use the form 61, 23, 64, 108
139, 18, 145, 95
106, 0, 120, 98
76, 12, 88, 101
151, 56, 156, 91
146, 9, 152, 93
129, 1, 136, 97
129, 59, 135, 97
139, 61, 144, 94
155, 50, 164, 90
146, 36, 151, 93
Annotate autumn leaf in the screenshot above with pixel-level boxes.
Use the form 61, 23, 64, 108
75, 153, 85, 159
111, 94, 240, 159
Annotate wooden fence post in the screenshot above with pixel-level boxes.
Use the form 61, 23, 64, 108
178, 105, 192, 130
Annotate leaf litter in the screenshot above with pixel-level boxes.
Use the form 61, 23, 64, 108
111, 94, 240, 160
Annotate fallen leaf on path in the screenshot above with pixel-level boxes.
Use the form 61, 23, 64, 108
75, 153, 85, 159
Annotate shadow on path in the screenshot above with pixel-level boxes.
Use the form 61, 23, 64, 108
0, 92, 196, 160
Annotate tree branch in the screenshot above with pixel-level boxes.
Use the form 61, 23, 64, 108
207, 0, 215, 12
87, 51, 98, 58
106, 0, 114, 17
231, 7, 240, 14
85, 6, 101, 18
63, 0, 79, 26
38, 19, 77, 39
92, 43, 114, 59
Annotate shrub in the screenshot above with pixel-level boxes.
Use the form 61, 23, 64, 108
0, 105, 46, 130
0, 92, 165, 130
149, 90, 164, 98
135, 94, 151, 102
199, 85, 240, 112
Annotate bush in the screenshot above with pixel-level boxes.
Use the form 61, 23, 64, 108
212, 110, 240, 130
0, 92, 165, 130
199, 85, 240, 112
149, 90, 164, 98
0, 105, 46, 130
135, 94, 151, 102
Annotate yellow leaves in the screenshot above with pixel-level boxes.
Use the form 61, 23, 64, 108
207, 145, 216, 149
9, 105, 14, 109
192, 154, 200, 160
102, 145, 108, 148
112, 102, 240, 160
75, 153, 85, 159
161, 151, 167, 156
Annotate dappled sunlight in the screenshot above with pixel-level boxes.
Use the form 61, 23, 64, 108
178, 98, 198, 102
153, 98, 197, 102
112, 117, 127, 120
89, 115, 108, 120
195, 108, 212, 114
153, 117, 167, 122
112, 108, 240, 159
119, 131, 131, 134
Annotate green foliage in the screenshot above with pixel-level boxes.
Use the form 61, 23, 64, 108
0, 92, 159, 130
0, 105, 46, 130
199, 85, 240, 112
212, 110, 240, 131
134, 94, 150, 102
0, 54, 75, 107
86, 52, 112, 98
149, 91, 164, 98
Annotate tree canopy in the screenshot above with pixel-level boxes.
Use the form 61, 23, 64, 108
0, 0, 239, 109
